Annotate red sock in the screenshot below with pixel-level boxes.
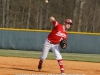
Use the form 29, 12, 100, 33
38, 59, 43, 66
57, 59, 64, 73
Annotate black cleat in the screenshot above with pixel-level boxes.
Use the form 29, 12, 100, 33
38, 65, 42, 71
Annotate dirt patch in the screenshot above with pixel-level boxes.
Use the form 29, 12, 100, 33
0, 56, 100, 75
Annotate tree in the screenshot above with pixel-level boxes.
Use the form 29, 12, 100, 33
0, 0, 100, 32
2, 0, 6, 27
78, 0, 85, 32
26, 0, 31, 28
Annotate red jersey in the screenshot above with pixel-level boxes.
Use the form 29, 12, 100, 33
47, 21, 68, 44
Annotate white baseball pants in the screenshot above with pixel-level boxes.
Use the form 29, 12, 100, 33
40, 39, 62, 61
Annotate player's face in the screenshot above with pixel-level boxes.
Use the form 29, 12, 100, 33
65, 23, 71, 30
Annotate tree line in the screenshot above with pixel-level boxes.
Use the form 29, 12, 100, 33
0, 0, 100, 33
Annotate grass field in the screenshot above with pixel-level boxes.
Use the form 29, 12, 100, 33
0, 49, 100, 63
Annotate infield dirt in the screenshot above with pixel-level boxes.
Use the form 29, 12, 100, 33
0, 56, 100, 75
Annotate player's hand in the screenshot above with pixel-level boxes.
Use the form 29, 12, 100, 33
50, 16, 56, 22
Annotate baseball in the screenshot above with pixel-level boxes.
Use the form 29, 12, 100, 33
45, 0, 48, 3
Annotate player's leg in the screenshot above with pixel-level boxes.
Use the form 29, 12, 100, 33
38, 40, 51, 71
51, 44, 65, 74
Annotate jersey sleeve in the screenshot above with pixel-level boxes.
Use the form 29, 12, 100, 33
52, 21, 58, 27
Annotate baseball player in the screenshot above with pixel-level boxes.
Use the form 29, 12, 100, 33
38, 16, 73, 74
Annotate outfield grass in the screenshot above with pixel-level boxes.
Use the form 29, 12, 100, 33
0, 49, 100, 63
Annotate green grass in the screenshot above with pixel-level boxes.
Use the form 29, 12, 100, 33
0, 49, 100, 63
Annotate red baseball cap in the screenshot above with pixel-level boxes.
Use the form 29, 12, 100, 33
65, 19, 73, 25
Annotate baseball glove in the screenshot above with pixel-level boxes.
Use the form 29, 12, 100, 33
60, 39, 67, 49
